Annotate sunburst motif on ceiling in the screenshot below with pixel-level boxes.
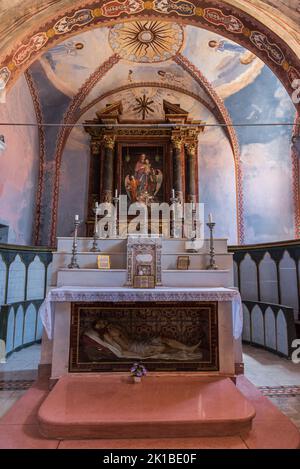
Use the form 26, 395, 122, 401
109, 21, 184, 63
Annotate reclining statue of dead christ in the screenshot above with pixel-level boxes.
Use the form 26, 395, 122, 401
82, 320, 203, 360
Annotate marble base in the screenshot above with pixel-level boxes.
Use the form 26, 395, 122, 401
38, 375, 255, 439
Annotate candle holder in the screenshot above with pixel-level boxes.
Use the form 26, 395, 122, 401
206, 222, 218, 270
68, 217, 81, 269
170, 193, 180, 238
90, 203, 100, 252
112, 195, 119, 238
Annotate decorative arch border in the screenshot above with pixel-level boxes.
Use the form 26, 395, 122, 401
49, 57, 243, 245
24, 70, 46, 246
1, 0, 299, 113
291, 113, 300, 239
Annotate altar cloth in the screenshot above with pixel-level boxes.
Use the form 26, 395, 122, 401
39, 286, 243, 340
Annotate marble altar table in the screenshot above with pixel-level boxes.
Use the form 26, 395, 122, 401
39, 286, 242, 379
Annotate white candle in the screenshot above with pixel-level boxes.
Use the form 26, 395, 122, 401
95, 201, 98, 208
208, 213, 213, 223
172, 189, 175, 198
115, 189, 118, 198
75, 214, 79, 221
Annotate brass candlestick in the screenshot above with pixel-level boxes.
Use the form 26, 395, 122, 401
68, 217, 80, 269
170, 192, 180, 238
112, 194, 119, 238
206, 221, 218, 270
90, 202, 100, 252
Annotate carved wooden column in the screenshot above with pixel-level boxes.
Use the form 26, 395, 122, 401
185, 142, 197, 203
171, 135, 184, 202
101, 135, 115, 203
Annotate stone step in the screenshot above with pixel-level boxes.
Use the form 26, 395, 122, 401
38, 375, 255, 439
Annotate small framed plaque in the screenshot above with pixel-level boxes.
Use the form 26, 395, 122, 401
177, 255, 190, 270
97, 255, 111, 269
133, 275, 155, 288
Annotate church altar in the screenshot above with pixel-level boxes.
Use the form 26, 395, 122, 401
40, 285, 242, 379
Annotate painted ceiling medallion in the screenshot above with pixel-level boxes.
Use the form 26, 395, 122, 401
109, 21, 184, 63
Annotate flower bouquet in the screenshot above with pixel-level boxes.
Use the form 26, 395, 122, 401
130, 362, 147, 383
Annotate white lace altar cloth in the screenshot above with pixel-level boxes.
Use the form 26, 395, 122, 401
39, 286, 243, 340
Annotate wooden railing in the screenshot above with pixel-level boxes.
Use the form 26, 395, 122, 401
229, 240, 300, 357
0, 244, 52, 359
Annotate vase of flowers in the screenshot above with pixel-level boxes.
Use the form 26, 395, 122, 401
130, 362, 147, 383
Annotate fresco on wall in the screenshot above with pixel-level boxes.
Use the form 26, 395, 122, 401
26, 22, 296, 245
226, 65, 296, 242
0, 75, 39, 245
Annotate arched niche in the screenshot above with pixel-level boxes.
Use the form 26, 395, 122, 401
27, 256, 45, 300
242, 303, 251, 342
251, 305, 264, 346
276, 309, 289, 356
0, 255, 7, 305
5, 307, 15, 354
265, 307, 276, 351
259, 252, 278, 304
23, 303, 37, 344
279, 251, 298, 317
240, 254, 258, 301
13, 305, 24, 349
7, 255, 26, 304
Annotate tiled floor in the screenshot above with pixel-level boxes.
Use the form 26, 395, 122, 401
0, 345, 40, 419
243, 345, 300, 430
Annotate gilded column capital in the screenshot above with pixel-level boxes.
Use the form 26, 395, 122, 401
103, 135, 115, 150
91, 140, 101, 155
185, 142, 197, 156
171, 136, 183, 150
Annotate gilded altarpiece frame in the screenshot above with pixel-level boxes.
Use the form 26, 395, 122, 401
69, 301, 219, 372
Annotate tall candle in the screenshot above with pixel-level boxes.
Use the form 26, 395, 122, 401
172, 189, 175, 198
115, 189, 118, 198
95, 201, 98, 208
75, 214, 79, 221
208, 213, 213, 223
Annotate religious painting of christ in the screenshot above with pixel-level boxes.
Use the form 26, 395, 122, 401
121, 146, 164, 206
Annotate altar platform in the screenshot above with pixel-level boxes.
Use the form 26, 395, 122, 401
38, 375, 255, 439
0, 374, 299, 449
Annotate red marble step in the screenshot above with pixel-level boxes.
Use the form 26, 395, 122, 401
38, 374, 255, 439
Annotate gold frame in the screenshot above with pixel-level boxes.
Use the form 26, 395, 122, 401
177, 255, 190, 270
97, 255, 111, 269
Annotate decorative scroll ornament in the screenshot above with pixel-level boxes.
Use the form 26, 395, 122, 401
13, 33, 48, 66
102, 0, 144, 17
109, 20, 184, 63
202, 8, 244, 34
53, 9, 94, 34
153, 0, 195, 16
0, 67, 10, 89
250, 31, 285, 65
